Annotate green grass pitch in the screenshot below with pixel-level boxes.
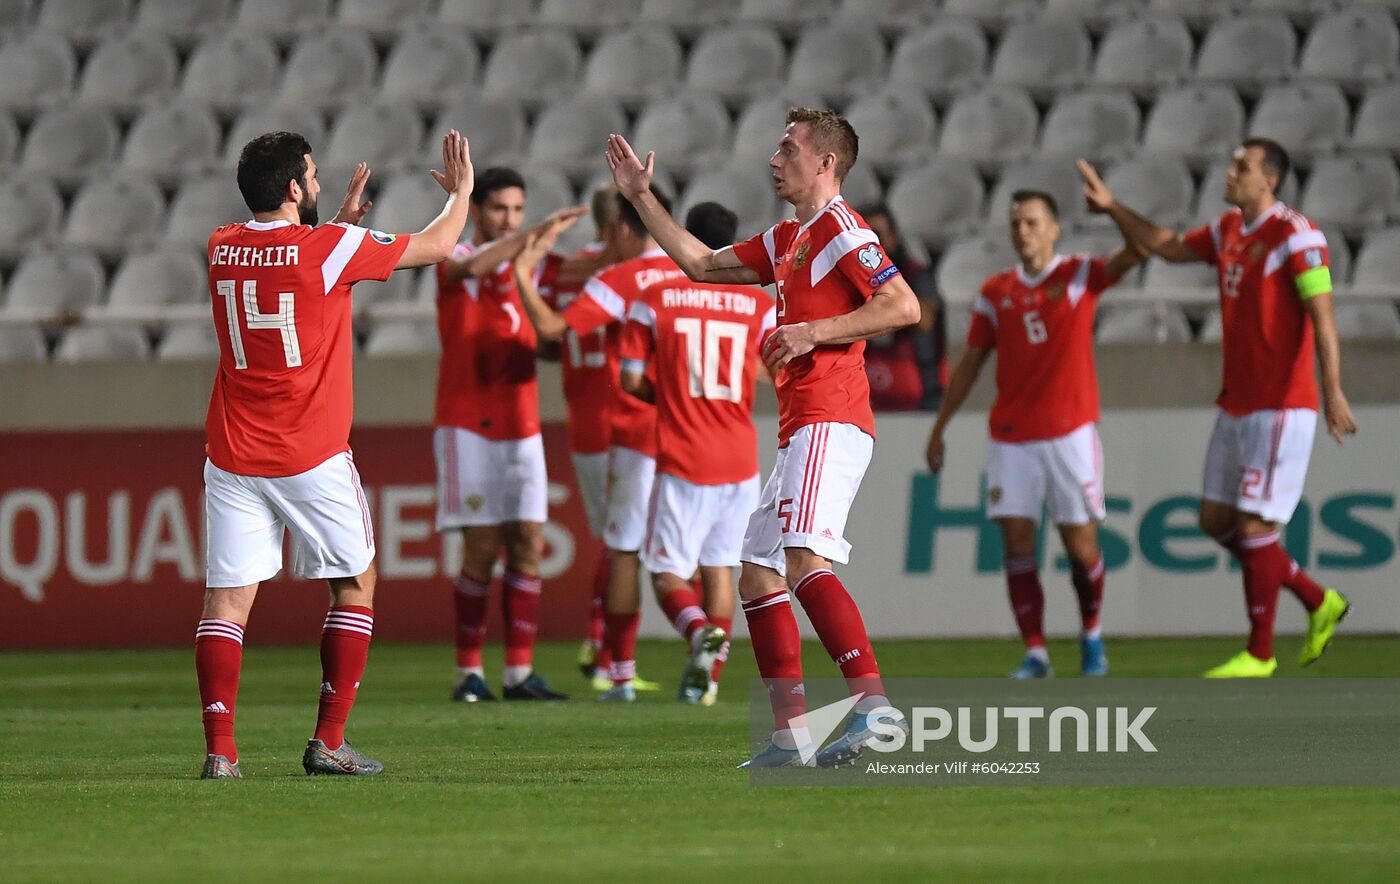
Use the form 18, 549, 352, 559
3, 635, 1400, 882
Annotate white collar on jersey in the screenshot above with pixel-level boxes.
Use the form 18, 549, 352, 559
795, 194, 846, 239
1239, 201, 1286, 237
244, 219, 293, 230
640, 247, 667, 259
1014, 254, 1064, 288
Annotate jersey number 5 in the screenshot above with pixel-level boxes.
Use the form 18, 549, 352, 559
675, 317, 747, 402
216, 279, 302, 369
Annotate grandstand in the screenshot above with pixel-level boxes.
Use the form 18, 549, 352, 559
0, 0, 1399, 362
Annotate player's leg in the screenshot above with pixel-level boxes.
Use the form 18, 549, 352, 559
986, 438, 1050, 678
598, 446, 655, 701
570, 451, 612, 681
434, 427, 497, 701
696, 565, 735, 703
1046, 423, 1109, 676
197, 583, 258, 779
303, 564, 382, 775
500, 517, 567, 700
1059, 522, 1106, 675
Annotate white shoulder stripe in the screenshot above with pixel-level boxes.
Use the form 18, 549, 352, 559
626, 299, 657, 328
322, 223, 367, 295
1264, 229, 1328, 278
973, 294, 997, 327
1067, 255, 1092, 308
810, 227, 879, 285
583, 277, 627, 320
761, 225, 776, 267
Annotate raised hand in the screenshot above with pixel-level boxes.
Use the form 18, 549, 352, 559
330, 162, 372, 225
1077, 158, 1114, 214
542, 205, 588, 234
605, 133, 654, 200
430, 130, 474, 198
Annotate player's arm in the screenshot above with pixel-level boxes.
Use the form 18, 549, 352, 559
511, 229, 572, 342
605, 134, 761, 284
925, 345, 992, 473
619, 303, 656, 403
555, 243, 613, 290
1302, 293, 1358, 444
1078, 159, 1200, 264
762, 274, 921, 371
1103, 239, 1149, 283
396, 131, 475, 269
441, 207, 587, 283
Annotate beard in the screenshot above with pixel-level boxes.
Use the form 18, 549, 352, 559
297, 191, 318, 227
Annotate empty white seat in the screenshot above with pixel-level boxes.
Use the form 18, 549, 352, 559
839, 163, 881, 209
0, 176, 62, 260
1333, 302, 1400, 341
889, 19, 987, 102
0, 108, 19, 165
529, 97, 628, 175
36, 0, 131, 46
843, 88, 937, 171
583, 26, 683, 104
482, 30, 582, 105
1045, 0, 1150, 32
1094, 156, 1194, 229
521, 167, 577, 222
730, 93, 825, 165
1059, 231, 1141, 286
0, 31, 76, 111
631, 95, 733, 174
20, 107, 120, 184
786, 20, 887, 101
944, 302, 973, 346
338, 0, 435, 37
1039, 88, 1140, 161
76, 33, 178, 111
1248, 83, 1350, 158
886, 157, 984, 247
63, 175, 166, 256
679, 166, 782, 238
224, 107, 327, 163
370, 173, 447, 239
166, 179, 250, 248
364, 320, 439, 357
1351, 84, 1400, 155
352, 267, 422, 313
323, 103, 426, 171
1096, 304, 1192, 343
1299, 154, 1399, 233
1318, 226, 1351, 286
736, 0, 838, 34
1142, 259, 1217, 303
122, 102, 222, 182
539, 0, 643, 36
839, 0, 938, 35
277, 31, 378, 108
685, 26, 786, 101
134, 0, 234, 46
437, 0, 535, 33
990, 16, 1091, 94
987, 155, 1087, 227
1193, 162, 1298, 225
0, 326, 47, 363
55, 324, 150, 363
430, 96, 525, 169
943, 0, 1042, 28
1348, 227, 1400, 298
1195, 14, 1297, 92
938, 87, 1038, 166
181, 33, 281, 110
4, 250, 105, 317
1141, 85, 1245, 166
1198, 306, 1223, 342
1299, 6, 1399, 89
157, 321, 221, 361
105, 249, 207, 316
379, 29, 481, 104
640, 0, 739, 36
1092, 14, 1193, 93
0, 0, 30, 27
236, 0, 332, 35
936, 236, 1018, 306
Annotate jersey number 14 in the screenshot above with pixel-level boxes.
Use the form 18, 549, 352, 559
216, 279, 302, 369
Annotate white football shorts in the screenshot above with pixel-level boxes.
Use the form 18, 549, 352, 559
604, 444, 656, 552
985, 422, 1106, 526
570, 451, 609, 538
1202, 407, 1316, 524
642, 471, 761, 577
434, 426, 548, 530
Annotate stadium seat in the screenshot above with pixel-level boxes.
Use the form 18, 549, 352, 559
583, 27, 684, 105
338, 0, 436, 38
889, 19, 988, 104
989, 16, 1092, 95
1193, 160, 1298, 225
0, 108, 17, 165
1246, 0, 1325, 26
369, 172, 447, 239
1146, 0, 1221, 30
165, 179, 249, 249
224, 107, 327, 163
1096, 304, 1192, 343
75, 33, 179, 112
55, 324, 151, 363
1332, 302, 1400, 342
520, 166, 578, 222
35, 0, 131, 47
1045, 0, 1149, 33
3, 249, 105, 318
1194, 14, 1297, 94
437, 0, 537, 34
1038, 88, 1141, 162
839, 163, 881, 210
0, 326, 47, 363
1142, 259, 1216, 304
684, 25, 786, 102
1351, 84, 1400, 156
1318, 226, 1351, 287
729, 93, 824, 165
1059, 229, 1141, 288
482, 30, 583, 106
103, 248, 207, 317
1247, 83, 1350, 159
987, 155, 1088, 228
236, 0, 333, 38
735, 0, 838, 35
843, 88, 938, 172
0, 30, 76, 112
1092, 14, 1194, 94
937, 87, 1039, 168
277, 31, 379, 109
323, 104, 426, 174
122, 103, 222, 183
429, 96, 526, 169
943, 302, 973, 346
581, 167, 679, 213
379, 29, 481, 105
942, 0, 1041, 30
1090, 155, 1194, 230
539, 0, 642, 36
1197, 306, 1223, 343
839, 0, 938, 36
1346, 227, 1400, 299
785, 20, 888, 102
62, 175, 167, 258
1298, 154, 1399, 235
528, 97, 628, 176
679, 166, 782, 239
1298, 6, 1399, 91
631, 95, 734, 174
364, 320, 440, 357
886, 157, 984, 248
352, 267, 423, 315
134, 0, 234, 47
0, 176, 62, 261
157, 321, 221, 361
1140, 85, 1246, 168
640, 0, 739, 36
19, 106, 120, 185
180, 33, 281, 111
935, 235, 1018, 306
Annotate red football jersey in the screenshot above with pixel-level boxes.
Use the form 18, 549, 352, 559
968, 255, 1117, 443
563, 249, 684, 457
205, 220, 409, 477
1183, 203, 1328, 415
620, 280, 776, 485
433, 241, 562, 440
731, 197, 900, 446
547, 241, 613, 455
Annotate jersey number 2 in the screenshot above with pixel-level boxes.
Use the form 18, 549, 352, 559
675, 317, 747, 402
216, 279, 302, 369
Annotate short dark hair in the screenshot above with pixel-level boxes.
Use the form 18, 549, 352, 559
786, 106, 859, 181
236, 131, 312, 214
1011, 189, 1059, 220
684, 202, 738, 250
471, 166, 526, 206
615, 186, 672, 236
1241, 136, 1291, 191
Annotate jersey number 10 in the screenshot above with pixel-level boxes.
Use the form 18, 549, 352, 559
675, 317, 747, 403
216, 279, 303, 369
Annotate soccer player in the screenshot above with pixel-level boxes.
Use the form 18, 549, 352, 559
197, 130, 474, 778
619, 201, 776, 705
511, 188, 675, 702
434, 167, 591, 703
1080, 139, 1358, 677
923, 187, 1143, 679
605, 108, 922, 766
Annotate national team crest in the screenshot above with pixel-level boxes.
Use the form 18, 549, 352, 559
794, 241, 811, 269
989, 487, 1003, 504
857, 243, 883, 271
1249, 242, 1267, 263
1045, 283, 1065, 300
466, 494, 485, 512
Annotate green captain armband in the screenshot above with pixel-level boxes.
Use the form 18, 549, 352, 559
1294, 265, 1332, 300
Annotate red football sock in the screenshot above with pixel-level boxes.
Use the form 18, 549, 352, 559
1070, 555, 1106, 633
792, 569, 884, 701
503, 571, 541, 668
1238, 532, 1288, 660
741, 591, 806, 731
604, 611, 639, 685
1213, 530, 1323, 612
659, 585, 708, 640
708, 615, 733, 685
195, 618, 244, 762
314, 606, 373, 750
1005, 555, 1046, 650
586, 552, 609, 649
453, 574, 489, 670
